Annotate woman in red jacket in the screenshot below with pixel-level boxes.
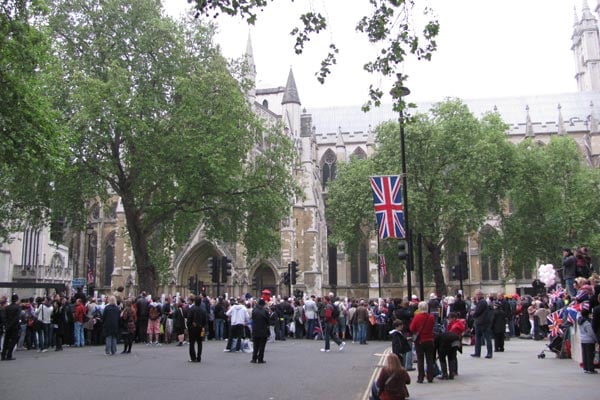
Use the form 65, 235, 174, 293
409, 301, 436, 383
73, 298, 87, 347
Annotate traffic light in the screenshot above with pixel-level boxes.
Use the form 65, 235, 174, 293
450, 265, 458, 280
221, 256, 232, 283
291, 261, 300, 285
252, 276, 258, 290
398, 240, 408, 260
208, 257, 219, 283
283, 272, 290, 286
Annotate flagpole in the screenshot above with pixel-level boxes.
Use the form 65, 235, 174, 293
377, 233, 382, 298
394, 74, 412, 299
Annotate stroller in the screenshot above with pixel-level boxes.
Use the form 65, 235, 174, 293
537, 329, 569, 359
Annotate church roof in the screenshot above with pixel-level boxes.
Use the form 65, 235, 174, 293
282, 68, 301, 105
308, 92, 600, 143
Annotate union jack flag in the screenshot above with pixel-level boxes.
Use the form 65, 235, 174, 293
547, 311, 563, 337
369, 175, 405, 239
560, 306, 578, 326
379, 255, 387, 277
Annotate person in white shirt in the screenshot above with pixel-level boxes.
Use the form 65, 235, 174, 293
225, 298, 249, 352
304, 295, 318, 339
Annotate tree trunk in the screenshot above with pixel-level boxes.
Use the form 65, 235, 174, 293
427, 242, 448, 296
121, 195, 157, 294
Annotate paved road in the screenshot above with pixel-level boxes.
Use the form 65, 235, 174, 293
0, 336, 597, 400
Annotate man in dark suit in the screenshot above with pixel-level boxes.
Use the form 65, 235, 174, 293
187, 296, 207, 363
251, 299, 270, 364
1, 294, 21, 361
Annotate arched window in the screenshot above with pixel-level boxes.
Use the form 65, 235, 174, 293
91, 203, 100, 220
480, 226, 500, 281
350, 241, 369, 284
262, 99, 269, 109
352, 147, 367, 160
104, 232, 116, 288
321, 149, 337, 189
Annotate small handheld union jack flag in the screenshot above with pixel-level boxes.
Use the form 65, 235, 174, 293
370, 175, 405, 239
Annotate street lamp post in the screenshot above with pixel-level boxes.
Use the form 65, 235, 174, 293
85, 223, 95, 295
394, 74, 413, 298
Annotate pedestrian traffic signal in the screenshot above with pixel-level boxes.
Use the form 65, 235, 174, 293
208, 257, 219, 283
283, 272, 290, 286
291, 261, 300, 285
221, 256, 232, 283
398, 240, 408, 260
450, 265, 458, 280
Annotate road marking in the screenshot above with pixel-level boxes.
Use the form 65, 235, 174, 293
361, 348, 391, 400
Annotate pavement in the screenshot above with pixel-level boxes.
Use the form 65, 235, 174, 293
0, 336, 597, 400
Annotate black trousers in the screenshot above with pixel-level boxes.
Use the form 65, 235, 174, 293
1, 328, 18, 360
252, 336, 267, 362
188, 328, 203, 362
226, 324, 245, 351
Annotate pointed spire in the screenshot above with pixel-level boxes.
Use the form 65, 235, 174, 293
245, 33, 256, 103
557, 104, 566, 135
282, 68, 301, 105
246, 33, 256, 76
525, 105, 535, 138
590, 101, 599, 133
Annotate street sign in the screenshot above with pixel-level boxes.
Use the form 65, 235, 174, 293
72, 278, 86, 287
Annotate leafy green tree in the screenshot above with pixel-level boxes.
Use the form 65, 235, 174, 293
46, 0, 297, 292
491, 136, 600, 275
0, 0, 64, 240
376, 101, 514, 295
188, 0, 439, 110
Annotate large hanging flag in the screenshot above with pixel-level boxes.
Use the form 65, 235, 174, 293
370, 175, 405, 239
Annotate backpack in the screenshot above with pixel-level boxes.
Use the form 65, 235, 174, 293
149, 305, 159, 321
331, 303, 340, 320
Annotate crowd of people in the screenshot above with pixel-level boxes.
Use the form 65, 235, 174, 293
1, 263, 599, 395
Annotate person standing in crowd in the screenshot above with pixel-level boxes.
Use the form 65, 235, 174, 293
146, 298, 162, 346
173, 298, 187, 346
374, 353, 411, 400
492, 300, 506, 352
578, 302, 598, 374
354, 299, 370, 345
120, 300, 136, 354
35, 296, 53, 352
135, 291, 149, 343
73, 297, 86, 347
320, 296, 345, 352
51, 297, 67, 351
0, 296, 6, 354
225, 298, 249, 352
1, 294, 21, 361
251, 298, 270, 364
102, 296, 120, 356
471, 289, 493, 359
409, 301, 436, 383
562, 247, 577, 297
304, 295, 318, 340
390, 320, 411, 366
187, 296, 207, 363
213, 297, 226, 341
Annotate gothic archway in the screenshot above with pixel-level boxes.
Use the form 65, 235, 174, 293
177, 241, 222, 296
250, 263, 278, 299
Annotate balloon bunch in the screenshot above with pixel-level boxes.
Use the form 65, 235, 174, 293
537, 264, 556, 287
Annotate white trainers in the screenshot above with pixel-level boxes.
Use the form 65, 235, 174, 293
320, 348, 330, 353
339, 342, 346, 351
